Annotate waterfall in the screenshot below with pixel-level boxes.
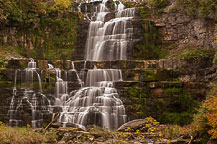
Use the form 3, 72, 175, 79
9, 0, 132, 130
85, 0, 135, 61
9, 59, 49, 128
68, 62, 84, 87
85, 69, 122, 86
54, 0, 129, 129
56, 86, 127, 129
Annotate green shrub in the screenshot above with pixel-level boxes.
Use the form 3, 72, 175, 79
0, 0, 79, 60
139, 7, 151, 18
147, 0, 169, 15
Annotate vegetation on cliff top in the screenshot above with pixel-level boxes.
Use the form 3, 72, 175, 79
0, 0, 80, 60
126, 0, 216, 21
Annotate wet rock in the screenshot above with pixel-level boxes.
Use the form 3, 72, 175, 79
37, 60, 48, 69
64, 123, 86, 131
53, 107, 63, 113
118, 119, 146, 131
170, 139, 189, 144
104, 12, 115, 22
73, 19, 89, 60
56, 127, 88, 142
51, 122, 62, 128
63, 60, 71, 70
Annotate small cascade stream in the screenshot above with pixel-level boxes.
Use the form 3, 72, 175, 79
9, 59, 47, 128
8, 0, 136, 130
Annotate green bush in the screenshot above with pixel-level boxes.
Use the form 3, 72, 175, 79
139, 7, 151, 18
0, 0, 79, 60
147, 0, 169, 15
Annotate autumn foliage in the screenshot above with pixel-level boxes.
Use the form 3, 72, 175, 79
204, 84, 217, 139
193, 83, 217, 141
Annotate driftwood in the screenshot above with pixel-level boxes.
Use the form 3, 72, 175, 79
43, 112, 60, 132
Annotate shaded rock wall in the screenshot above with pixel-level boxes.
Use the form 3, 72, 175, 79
0, 58, 216, 125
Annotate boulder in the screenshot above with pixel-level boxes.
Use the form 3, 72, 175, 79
118, 119, 146, 131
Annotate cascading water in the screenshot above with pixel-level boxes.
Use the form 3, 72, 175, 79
9, 59, 47, 128
85, 69, 122, 86
9, 0, 133, 130
54, 0, 131, 129
85, 0, 135, 61
69, 62, 84, 87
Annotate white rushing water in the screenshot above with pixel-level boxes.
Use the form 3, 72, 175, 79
54, 0, 131, 129
85, 0, 135, 60
9, 59, 45, 128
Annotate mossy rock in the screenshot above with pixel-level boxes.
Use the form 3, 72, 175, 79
140, 70, 157, 82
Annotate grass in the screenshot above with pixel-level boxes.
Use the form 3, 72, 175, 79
0, 120, 198, 143
0, 122, 57, 144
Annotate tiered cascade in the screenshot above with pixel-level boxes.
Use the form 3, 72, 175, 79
9, 0, 136, 130
85, 0, 135, 60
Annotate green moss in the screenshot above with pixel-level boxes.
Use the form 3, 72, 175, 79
133, 22, 168, 60
172, 46, 215, 59
0, 81, 13, 87
141, 70, 157, 82
0, 58, 8, 67
156, 69, 179, 81
128, 86, 147, 99
19, 61, 28, 68
163, 88, 181, 97
155, 89, 198, 125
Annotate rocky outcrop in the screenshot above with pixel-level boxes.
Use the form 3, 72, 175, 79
154, 9, 216, 49
118, 119, 147, 131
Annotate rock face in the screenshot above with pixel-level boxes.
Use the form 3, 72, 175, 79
73, 20, 89, 60
154, 10, 216, 49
